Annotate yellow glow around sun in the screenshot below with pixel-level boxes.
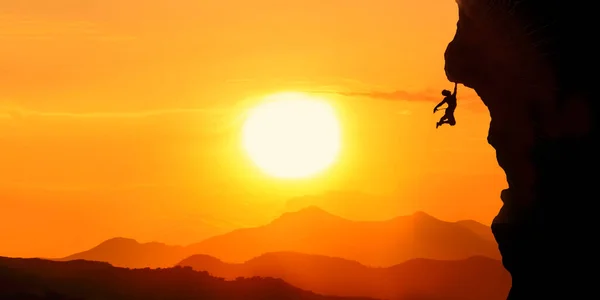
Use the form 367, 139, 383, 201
242, 92, 342, 179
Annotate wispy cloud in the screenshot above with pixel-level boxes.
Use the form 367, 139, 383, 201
332, 90, 441, 102
314, 88, 481, 103
0, 107, 224, 120
0, 13, 135, 41
0, 105, 238, 138
309, 86, 486, 113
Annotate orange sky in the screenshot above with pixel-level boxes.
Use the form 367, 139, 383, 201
0, 0, 506, 258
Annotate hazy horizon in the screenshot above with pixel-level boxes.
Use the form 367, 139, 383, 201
1, 0, 504, 277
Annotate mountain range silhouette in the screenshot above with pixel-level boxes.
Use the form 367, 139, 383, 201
60, 207, 500, 268
0, 256, 375, 300
12, 206, 509, 300
178, 251, 510, 300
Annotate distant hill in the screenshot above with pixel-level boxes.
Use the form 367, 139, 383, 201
59, 237, 188, 269
284, 191, 402, 221
0, 256, 376, 300
185, 207, 500, 266
178, 252, 510, 300
61, 207, 500, 268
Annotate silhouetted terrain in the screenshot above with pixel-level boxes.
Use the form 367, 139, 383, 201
0, 257, 376, 300
284, 191, 395, 221
186, 207, 500, 266
178, 252, 510, 300
62, 207, 499, 268
59, 238, 187, 269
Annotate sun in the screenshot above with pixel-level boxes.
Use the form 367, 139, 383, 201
241, 92, 342, 179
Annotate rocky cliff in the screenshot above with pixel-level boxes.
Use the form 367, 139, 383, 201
444, 0, 598, 298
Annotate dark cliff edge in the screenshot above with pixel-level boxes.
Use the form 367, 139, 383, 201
444, 0, 598, 298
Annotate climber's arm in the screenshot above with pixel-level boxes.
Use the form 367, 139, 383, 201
433, 99, 446, 113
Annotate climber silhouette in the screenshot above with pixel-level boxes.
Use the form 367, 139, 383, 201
433, 82, 458, 128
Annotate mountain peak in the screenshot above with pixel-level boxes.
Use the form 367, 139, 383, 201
274, 206, 343, 223
299, 205, 333, 215
96, 237, 140, 248
60, 237, 141, 261
94, 238, 177, 249
178, 254, 225, 266
411, 211, 435, 219
389, 211, 437, 222
248, 251, 366, 268
269, 206, 348, 227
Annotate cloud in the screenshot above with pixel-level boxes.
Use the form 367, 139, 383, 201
0, 105, 241, 142
315, 88, 481, 102
333, 90, 442, 102
0, 107, 224, 120
309, 87, 486, 112
0, 13, 134, 41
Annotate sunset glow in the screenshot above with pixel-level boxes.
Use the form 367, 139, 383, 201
0, 0, 506, 261
241, 93, 341, 179
0, 1, 519, 298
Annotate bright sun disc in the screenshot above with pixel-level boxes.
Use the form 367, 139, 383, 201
242, 92, 341, 179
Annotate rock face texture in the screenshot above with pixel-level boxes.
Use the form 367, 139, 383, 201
444, 0, 598, 298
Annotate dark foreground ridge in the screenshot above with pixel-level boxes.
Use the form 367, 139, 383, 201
444, 0, 598, 299
179, 252, 511, 300
0, 257, 376, 300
